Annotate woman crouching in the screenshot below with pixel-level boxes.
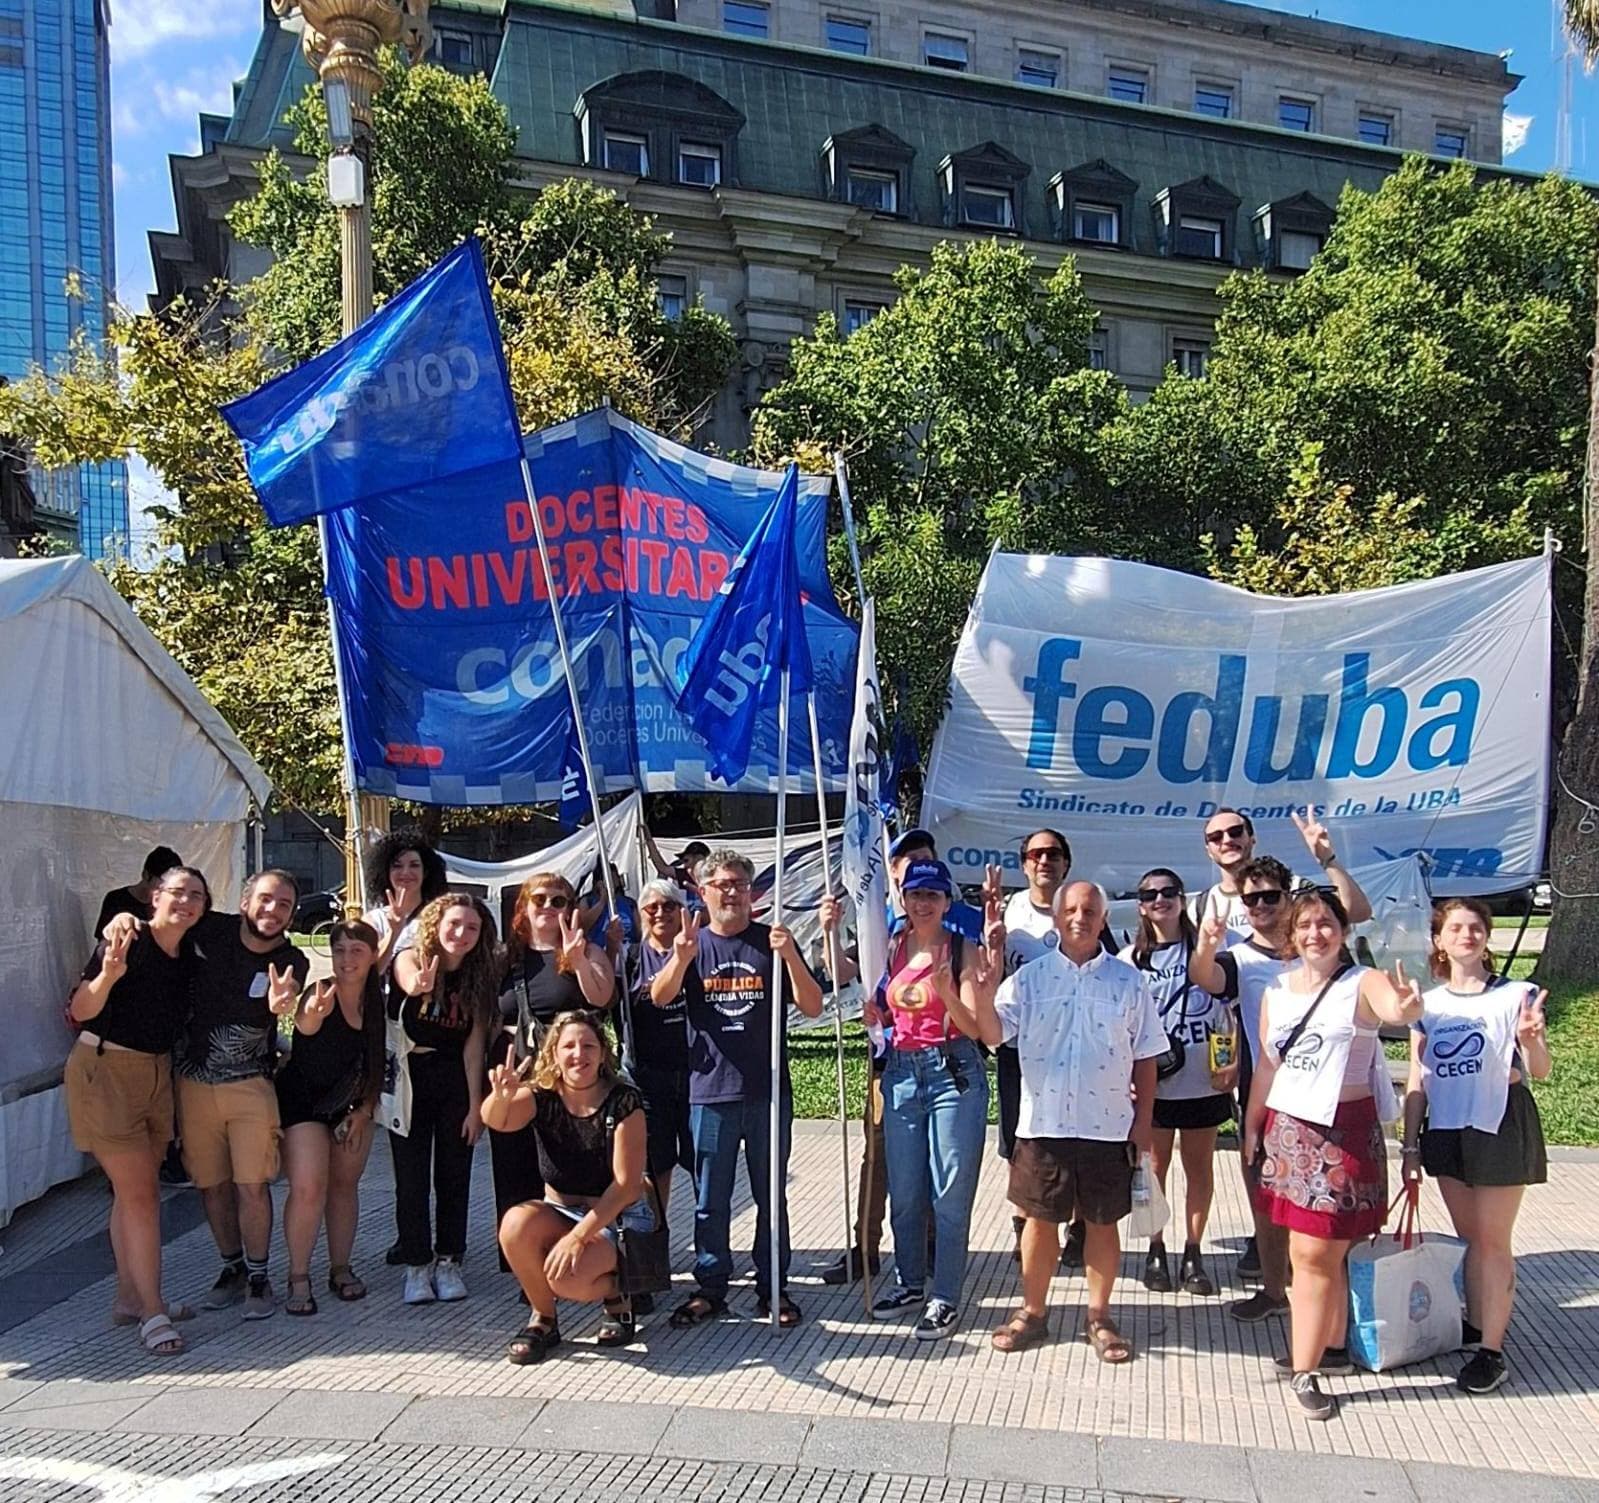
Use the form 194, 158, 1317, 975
483, 1011, 649, 1364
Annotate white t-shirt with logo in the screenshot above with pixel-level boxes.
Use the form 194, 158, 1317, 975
1417, 979, 1532, 1133
993, 948, 1167, 1141
1119, 938, 1228, 1101
1212, 936, 1292, 1069
1003, 891, 1059, 976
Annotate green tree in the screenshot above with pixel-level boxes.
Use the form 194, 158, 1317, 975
0, 59, 735, 812
752, 238, 1127, 750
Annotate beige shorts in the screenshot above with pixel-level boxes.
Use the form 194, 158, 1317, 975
65, 1043, 174, 1159
176, 1076, 282, 1188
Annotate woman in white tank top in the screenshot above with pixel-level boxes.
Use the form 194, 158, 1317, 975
1401, 898, 1552, 1396
1242, 888, 1422, 1423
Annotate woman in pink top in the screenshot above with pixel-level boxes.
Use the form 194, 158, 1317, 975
869, 860, 994, 1340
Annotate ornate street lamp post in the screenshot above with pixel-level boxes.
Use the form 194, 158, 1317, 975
271, 0, 432, 910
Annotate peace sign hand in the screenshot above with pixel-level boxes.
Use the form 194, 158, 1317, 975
1517, 988, 1549, 1047
982, 864, 1004, 913
1291, 808, 1335, 867
558, 910, 589, 967
673, 908, 701, 962
487, 1058, 530, 1104
305, 977, 336, 1020
1387, 958, 1422, 1018
385, 885, 419, 926
414, 953, 440, 997
101, 924, 134, 984
267, 963, 300, 1016
1200, 913, 1229, 950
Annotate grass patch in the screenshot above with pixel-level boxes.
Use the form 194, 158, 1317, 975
789, 1022, 1001, 1126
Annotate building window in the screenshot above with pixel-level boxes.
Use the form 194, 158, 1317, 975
1073, 201, 1120, 244
657, 274, 688, 320
1358, 111, 1394, 146
722, 0, 769, 37
1434, 124, 1469, 159
434, 29, 473, 69
1278, 229, 1321, 271
603, 131, 649, 176
1107, 65, 1149, 104
1193, 82, 1233, 119
842, 300, 884, 334
1016, 48, 1060, 88
826, 15, 870, 54
846, 166, 897, 212
1278, 96, 1315, 133
678, 141, 722, 187
924, 32, 968, 71
1176, 214, 1223, 259
961, 183, 1015, 229
1173, 339, 1210, 378
1088, 328, 1109, 371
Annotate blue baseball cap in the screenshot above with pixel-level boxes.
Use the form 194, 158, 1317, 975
900, 859, 954, 896
889, 828, 936, 861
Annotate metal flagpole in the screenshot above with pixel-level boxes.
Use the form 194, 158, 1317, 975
833, 453, 867, 606
807, 692, 854, 1278
770, 665, 791, 1331
520, 456, 618, 920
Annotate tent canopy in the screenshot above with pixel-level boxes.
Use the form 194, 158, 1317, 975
0, 555, 270, 821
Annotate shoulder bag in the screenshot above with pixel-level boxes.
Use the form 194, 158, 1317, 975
603, 1092, 672, 1296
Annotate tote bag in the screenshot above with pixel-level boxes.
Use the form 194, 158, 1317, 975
1347, 1183, 1466, 1372
378, 1016, 415, 1137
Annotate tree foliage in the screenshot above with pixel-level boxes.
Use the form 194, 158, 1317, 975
0, 59, 735, 812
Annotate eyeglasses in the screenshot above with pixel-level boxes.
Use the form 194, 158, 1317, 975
640, 902, 680, 916
706, 878, 751, 894
1240, 890, 1284, 910
1204, 823, 1248, 846
1024, 846, 1066, 863
527, 893, 571, 910
158, 886, 207, 904
1137, 884, 1182, 903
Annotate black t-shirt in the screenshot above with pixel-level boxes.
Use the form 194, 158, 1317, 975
497, 948, 590, 1053
393, 955, 477, 1054
630, 941, 694, 1077
79, 929, 195, 1055
177, 913, 309, 1084
94, 886, 151, 940
533, 1081, 642, 1199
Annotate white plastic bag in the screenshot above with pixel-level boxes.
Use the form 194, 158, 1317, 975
1347, 1186, 1466, 1372
1126, 1152, 1170, 1241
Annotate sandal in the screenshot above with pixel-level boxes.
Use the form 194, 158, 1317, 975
139, 1313, 186, 1355
113, 1301, 193, 1328
285, 1274, 318, 1317
506, 1316, 561, 1365
991, 1309, 1050, 1353
668, 1293, 727, 1328
327, 1265, 367, 1302
756, 1292, 802, 1328
596, 1297, 636, 1347
1085, 1316, 1133, 1364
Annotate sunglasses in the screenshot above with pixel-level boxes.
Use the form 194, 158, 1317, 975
1137, 884, 1182, 903
1204, 823, 1249, 845
640, 902, 680, 915
527, 893, 571, 910
1024, 846, 1066, 863
1240, 890, 1284, 910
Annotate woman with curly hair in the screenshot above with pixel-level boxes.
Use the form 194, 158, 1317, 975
363, 830, 449, 976
389, 892, 499, 1304
482, 1011, 648, 1363
489, 872, 616, 1266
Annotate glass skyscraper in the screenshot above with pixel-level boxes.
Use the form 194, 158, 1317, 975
0, 0, 127, 560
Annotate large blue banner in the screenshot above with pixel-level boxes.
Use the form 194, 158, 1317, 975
324, 408, 857, 804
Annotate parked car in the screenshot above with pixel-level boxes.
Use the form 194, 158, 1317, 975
295, 887, 344, 934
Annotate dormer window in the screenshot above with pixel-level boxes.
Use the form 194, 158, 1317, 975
576, 72, 743, 189
1050, 160, 1137, 250
603, 131, 649, 176
846, 167, 897, 212
822, 124, 914, 218
678, 142, 722, 187
1254, 192, 1335, 272
962, 183, 1015, 229
941, 141, 1030, 234
1155, 175, 1240, 262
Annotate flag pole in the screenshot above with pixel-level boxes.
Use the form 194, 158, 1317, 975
833, 453, 867, 607
520, 456, 617, 920
770, 664, 791, 1331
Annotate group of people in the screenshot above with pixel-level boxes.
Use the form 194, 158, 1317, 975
63, 811, 1553, 1420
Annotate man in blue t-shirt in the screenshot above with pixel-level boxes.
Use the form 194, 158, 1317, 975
649, 848, 823, 1327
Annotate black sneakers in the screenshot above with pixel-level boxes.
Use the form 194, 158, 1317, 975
872, 1283, 923, 1314
913, 1299, 958, 1340
1229, 1290, 1289, 1323
1143, 1245, 1173, 1293
1458, 1348, 1509, 1394
200, 1262, 248, 1311
1289, 1371, 1336, 1421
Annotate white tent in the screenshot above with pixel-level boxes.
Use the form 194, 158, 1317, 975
0, 556, 270, 1226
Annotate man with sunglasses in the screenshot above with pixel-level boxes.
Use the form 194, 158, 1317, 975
1190, 808, 1371, 939
1189, 855, 1298, 1318
650, 849, 824, 1328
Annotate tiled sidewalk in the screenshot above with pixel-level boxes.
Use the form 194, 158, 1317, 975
2, 1123, 1595, 1493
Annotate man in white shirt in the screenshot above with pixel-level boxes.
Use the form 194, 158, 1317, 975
1188, 807, 1371, 939
974, 881, 1165, 1363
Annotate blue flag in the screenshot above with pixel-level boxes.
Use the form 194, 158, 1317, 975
221, 238, 520, 526
674, 463, 814, 784
557, 702, 590, 831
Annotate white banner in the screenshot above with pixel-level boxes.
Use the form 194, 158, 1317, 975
841, 600, 890, 1011
923, 554, 1550, 897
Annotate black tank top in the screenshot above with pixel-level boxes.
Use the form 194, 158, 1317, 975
497, 948, 589, 1051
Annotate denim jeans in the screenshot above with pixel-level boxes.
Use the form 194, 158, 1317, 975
690, 1096, 793, 1300
882, 1037, 989, 1306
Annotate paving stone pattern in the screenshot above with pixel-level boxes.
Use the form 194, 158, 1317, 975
2, 1123, 1596, 1490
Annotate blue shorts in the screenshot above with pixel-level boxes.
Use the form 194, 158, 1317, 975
546, 1197, 655, 1246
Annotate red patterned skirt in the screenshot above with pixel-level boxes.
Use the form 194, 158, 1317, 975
1258, 1096, 1388, 1241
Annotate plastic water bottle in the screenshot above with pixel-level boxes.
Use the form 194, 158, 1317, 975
1131, 1160, 1152, 1207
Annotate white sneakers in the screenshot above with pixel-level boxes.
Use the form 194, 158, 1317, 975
403, 1263, 437, 1304
434, 1257, 468, 1302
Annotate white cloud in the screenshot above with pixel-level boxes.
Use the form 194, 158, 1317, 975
1503, 113, 1533, 157
151, 59, 244, 124
110, 0, 256, 61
